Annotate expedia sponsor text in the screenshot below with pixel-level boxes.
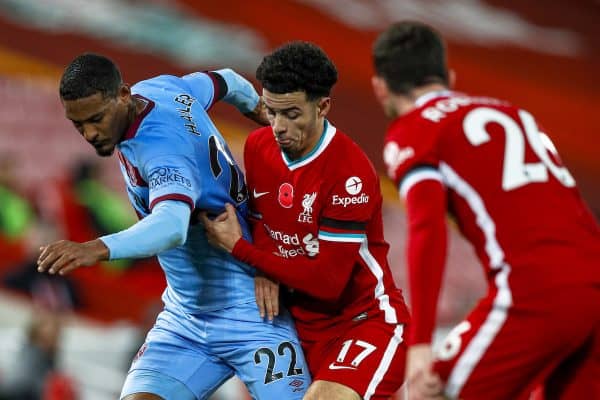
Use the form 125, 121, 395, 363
332, 193, 369, 207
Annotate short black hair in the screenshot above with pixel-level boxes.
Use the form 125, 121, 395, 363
256, 41, 338, 101
373, 21, 448, 95
59, 53, 122, 101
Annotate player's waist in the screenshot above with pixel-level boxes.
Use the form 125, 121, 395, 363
161, 286, 257, 314
289, 299, 409, 334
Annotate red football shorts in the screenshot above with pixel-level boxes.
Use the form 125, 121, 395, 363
432, 277, 600, 400
304, 317, 407, 399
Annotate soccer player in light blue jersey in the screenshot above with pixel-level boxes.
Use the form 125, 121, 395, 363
37, 53, 309, 400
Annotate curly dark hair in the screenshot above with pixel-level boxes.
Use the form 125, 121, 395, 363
59, 53, 122, 101
373, 21, 448, 95
256, 41, 338, 101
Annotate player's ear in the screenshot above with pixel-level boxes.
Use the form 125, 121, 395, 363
448, 69, 456, 88
317, 97, 331, 118
371, 75, 389, 104
118, 84, 131, 102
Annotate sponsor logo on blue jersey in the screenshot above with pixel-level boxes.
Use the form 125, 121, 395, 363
148, 166, 192, 190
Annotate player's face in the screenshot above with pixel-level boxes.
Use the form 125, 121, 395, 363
62, 86, 132, 157
263, 89, 330, 160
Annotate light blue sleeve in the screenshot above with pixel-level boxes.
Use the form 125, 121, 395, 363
99, 200, 191, 260
182, 69, 259, 113
180, 72, 216, 109
142, 153, 199, 212
214, 68, 260, 114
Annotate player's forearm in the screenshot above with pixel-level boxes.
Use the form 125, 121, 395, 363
100, 200, 191, 260
405, 179, 448, 345
232, 239, 355, 301
214, 68, 260, 114
407, 226, 446, 344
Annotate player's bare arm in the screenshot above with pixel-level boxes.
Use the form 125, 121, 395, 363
37, 239, 109, 275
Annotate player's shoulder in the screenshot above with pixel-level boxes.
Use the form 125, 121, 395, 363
416, 92, 514, 125
132, 74, 184, 94
384, 105, 437, 151
131, 76, 185, 114
328, 126, 377, 178
386, 92, 514, 141
331, 128, 370, 160
323, 127, 381, 210
244, 126, 275, 164
124, 110, 189, 157
246, 126, 274, 148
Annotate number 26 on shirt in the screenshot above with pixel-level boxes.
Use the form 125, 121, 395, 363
463, 107, 575, 191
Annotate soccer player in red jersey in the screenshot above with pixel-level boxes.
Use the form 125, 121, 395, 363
371, 21, 600, 400
202, 42, 410, 400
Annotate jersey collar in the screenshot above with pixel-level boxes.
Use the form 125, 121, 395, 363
122, 94, 155, 141
281, 119, 337, 171
415, 90, 455, 108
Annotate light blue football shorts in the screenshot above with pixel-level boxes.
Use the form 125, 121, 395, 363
120, 301, 310, 399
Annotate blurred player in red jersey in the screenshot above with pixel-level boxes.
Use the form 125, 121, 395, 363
202, 42, 410, 400
371, 21, 600, 400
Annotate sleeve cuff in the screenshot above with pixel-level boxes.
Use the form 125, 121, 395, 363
99, 236, 116, 260
149, 194, 195, 211
231, 238, 253, 261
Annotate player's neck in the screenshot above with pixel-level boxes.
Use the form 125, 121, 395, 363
133, 96, 149, 117
411, 83, 449, 100
293, 118, 326, 161
123, 96, 149, 131
393, 83, 449, 117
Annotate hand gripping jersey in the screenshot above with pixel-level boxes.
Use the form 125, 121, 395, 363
116, 72, 256, 313
238, 120, 410, 341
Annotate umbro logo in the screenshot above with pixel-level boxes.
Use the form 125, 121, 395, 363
253, 189, 270, 199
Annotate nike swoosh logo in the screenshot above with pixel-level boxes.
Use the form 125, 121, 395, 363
253, 189, 270, 198
328, 362, 357, 371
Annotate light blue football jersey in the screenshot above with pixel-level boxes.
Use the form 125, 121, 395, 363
115, 72, 256, 313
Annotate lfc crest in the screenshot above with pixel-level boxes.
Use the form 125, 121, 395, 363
298, 192, 317, 223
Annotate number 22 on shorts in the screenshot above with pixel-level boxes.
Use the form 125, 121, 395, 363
254, 341, 304, 384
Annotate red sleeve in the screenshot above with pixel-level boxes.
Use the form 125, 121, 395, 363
232, 236, 359, 302
405, 178, 447, 345
383, 116, 440, 186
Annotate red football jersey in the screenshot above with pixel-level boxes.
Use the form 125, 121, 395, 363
236, 120, 409, 342
383, 90, 600, 344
